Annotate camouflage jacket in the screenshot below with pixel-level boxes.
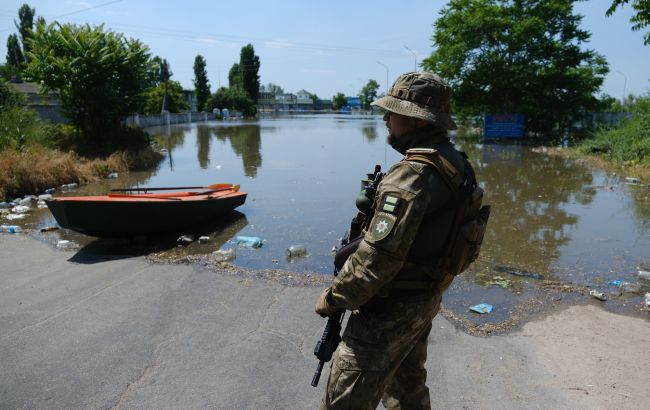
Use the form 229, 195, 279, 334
330, 125, 467, 310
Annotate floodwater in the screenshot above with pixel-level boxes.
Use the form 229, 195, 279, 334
14, 114, 650, 326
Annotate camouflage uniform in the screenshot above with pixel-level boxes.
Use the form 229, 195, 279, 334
319, 72, 466, 410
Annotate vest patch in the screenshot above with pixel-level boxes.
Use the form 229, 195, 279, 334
380, 195, 402, 215
368, 212, 397, 242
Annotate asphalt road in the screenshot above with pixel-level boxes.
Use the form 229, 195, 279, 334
1, 234, 643, 410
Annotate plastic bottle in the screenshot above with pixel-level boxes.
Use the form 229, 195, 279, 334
637, 270, 650, 281
1, 225, 22, 233
213, 248, 236, 262
286, 245, 308, 258
234, 236, 263, 248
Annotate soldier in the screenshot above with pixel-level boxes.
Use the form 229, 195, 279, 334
315, 71, 473, 410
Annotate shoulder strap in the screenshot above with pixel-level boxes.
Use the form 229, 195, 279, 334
404, 148, 462, 203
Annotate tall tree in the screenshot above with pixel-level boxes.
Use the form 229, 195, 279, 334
145, 80, 189, 114
228, 63, 242, 89
25, 22, 151, 146
358, 79, 380, 110
423, 0, 609, 136
16, 4, 35, 56
193, 55, 211, 112
6, 34, 24, 70
607, 0, 650, 45
159, 58, 171, 113
265, 82, 284, 95
239, 44, 260, 101
332, 92, 348, 110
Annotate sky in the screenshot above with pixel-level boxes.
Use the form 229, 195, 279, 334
0, 0, 648, 100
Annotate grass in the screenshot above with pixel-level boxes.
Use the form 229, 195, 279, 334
0, 147, 162, 201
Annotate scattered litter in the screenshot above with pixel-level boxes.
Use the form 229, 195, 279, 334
0, 202, 9, 209
38, 194, 53, 201
608, 280, 623, 287
234, 236, 263, 248
1, 224, 22, 233
589, 290, 608, 301
330, 246, 337, 254
40, 226, 59, 232
18, 197, 32, 206
6, 214, 26, 220
61, 183, 78, 190
625, 177, 641, 184
160, 148, 168, 154
106, 172, 119, 179
469, 303, 493, 314
44, 188, 56, 194
494, 265, 544, 280
272, 259, 279, 264
212, 248, 235, 262
637, 270, 650, 281
56, 240, 72, 248
37, 200, 48, 209
486, 276, 512, 288
11, 205, 30, 214
286, 245, 307, 258
198, 236, 210, 244
645, 293, 650, 308
177, 235, 194, 245
621, 282, 641, 293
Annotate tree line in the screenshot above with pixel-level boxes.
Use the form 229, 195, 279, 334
3, 0, 649, 152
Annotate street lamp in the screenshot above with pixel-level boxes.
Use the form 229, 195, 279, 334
404, 45, 417, 71
377, 61, 389, 96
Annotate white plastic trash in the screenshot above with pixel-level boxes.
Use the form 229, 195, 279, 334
38, 194, 53, 201
57, 240, 71, 248
6, 213, 26, 220
198, 236, 211, 244
213, 248, 236, 262
637, 270, 650, 281
12, 205, 30, 213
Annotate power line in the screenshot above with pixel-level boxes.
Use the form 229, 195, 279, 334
0, 0, 124, 33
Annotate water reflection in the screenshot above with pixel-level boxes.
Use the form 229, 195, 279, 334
361, 125, 378, 142
212, 124, 262, 177
196, 125, 211, 169
461, 142, 595, 276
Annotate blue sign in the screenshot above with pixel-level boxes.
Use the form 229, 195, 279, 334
484, 114, 525, 138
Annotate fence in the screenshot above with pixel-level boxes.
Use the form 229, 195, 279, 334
125, 112, 211, 128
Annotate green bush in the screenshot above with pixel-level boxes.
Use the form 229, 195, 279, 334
577, 111, 650, 166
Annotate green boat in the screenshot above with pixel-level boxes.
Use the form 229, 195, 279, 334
45, 184, 247, 237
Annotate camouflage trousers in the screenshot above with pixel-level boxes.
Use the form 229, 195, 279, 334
320, 292, 442, 410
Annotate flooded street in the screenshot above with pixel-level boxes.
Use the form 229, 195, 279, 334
15, 114, 650, 328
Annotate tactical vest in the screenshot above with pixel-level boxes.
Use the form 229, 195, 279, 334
394, 148, 490, 289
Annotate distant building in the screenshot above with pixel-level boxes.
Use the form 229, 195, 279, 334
183, 90, 197, 112
314, 99, 332, 111
276, 93, 297, 111
295, 89, 314, 111
6, 77, 67, 123
257, 91, 276, 112
346, 96, 361, 111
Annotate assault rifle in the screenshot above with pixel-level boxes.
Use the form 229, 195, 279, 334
311, 165, 383, 387
310, 310, 344, 387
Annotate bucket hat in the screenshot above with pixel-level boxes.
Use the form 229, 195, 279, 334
372, 71, 457, 130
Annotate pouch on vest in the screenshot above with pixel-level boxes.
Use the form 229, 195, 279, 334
405, 149, 490, 277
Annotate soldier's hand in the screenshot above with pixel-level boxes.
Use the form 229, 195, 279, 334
314, 287, 341, 317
